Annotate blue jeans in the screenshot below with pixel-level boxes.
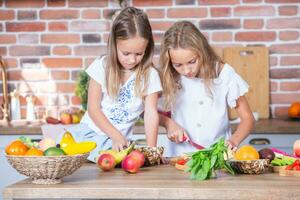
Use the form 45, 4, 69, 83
56, 123, 112, 163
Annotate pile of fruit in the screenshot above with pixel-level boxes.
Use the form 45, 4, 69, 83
97, 144, 146, 174
46, 108, 85, 125
5, 131, 96, 157
288, 102, 300, 118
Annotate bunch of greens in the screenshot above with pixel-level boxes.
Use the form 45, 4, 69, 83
186, 138, 235, 180
75, 71, 90, 111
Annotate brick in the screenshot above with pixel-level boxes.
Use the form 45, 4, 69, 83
198, 0, 239, 5
270, 81, 278, 92
271, 93, 300, 104
153, 33, 164, 43
274, 107, 289, 119
265, 0, 300, 3
9, 46, 50, 56
53, 46, 72, 55
57, 83, 76, 93
279, 6, 298, 16
167, 8, 207, 18
48, 22, 68, 32
244, 19, 264, 29
70, 21, 109, 32
175, 0, 196, 5
0, 10, 15, 20
6, 0, 45, 7
279, 31, 299, 41
270, 68, 300, 79
212, 32, 232, 42
71, 70, 81, 80
6, 22, 45, 32
243, 0, 262, 2
151, 21, 175, 31
71, 96, 82, 105
280, 56, 300, 66
17, 10, 37, 20
43, 58, 82, 68
3, 58, 17, 68
0, 83, 14, 93
234, 6, 275, 16
102, 33, 109, 43
8, 69, 49, 81
47, 0, 66, 7
133, 0, 172, 6
0, 47, 6, 56
200, 19, 240, 30
210, 7, 231, 17
50, 71, 70, 80
0, 35, 16, 44
270, 44, 300, 54
42, 34, 80, 44
84, 58, 97, 68
20, 58, 40, 68
235, 32, 276, 41
18, 34, 39, 44
82, 9, 101, 19
280, 82, 300, 91
82, 34, 101, 43
267, 18, 300, 29
146, 9, 165, 18
74, 46, 106, 56
40, 10, 79, 20
270, 56, 277, 66
103, 9, 118, 19
69, 0, 108, 7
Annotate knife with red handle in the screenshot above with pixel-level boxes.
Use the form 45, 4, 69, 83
182, 134, 204, 150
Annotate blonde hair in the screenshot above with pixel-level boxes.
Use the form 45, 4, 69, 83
160, 21, 223, 109
106, 7, 154, 99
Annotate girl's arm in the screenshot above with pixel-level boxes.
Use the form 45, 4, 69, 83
87, 79, 128, 151
144, 92, 160, 147
228, 96, 255, 149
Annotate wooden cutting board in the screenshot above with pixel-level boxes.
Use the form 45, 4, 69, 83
223, 47, 269, 119
279, 169, 300, 177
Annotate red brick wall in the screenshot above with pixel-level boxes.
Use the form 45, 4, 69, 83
0, 0, 299, 119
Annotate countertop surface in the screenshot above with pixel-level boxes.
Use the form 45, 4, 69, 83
0, 119, 299, 135
3, 163, 300, 200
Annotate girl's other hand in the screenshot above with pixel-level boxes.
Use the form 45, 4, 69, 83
167, 125, 186, 144
226, 139, 238, 152
111, 134, 128, 152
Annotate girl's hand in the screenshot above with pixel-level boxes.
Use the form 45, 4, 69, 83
166, 121, 186, 143
111, 134, 129, 152
226, 139, 238, 152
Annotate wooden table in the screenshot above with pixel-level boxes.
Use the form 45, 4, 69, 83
3, 164, 300, 200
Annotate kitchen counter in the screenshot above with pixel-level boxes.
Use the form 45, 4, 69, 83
0, 119, 299, 135
3, 163, 300, 200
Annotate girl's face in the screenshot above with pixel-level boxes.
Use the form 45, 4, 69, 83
116, 35, 148, 71
169, 48, 200, 78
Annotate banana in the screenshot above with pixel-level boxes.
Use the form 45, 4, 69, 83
99, 143, 135, 164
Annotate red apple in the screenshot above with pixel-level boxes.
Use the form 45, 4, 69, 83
128, 150, 145, 167
122, 155, 141, 173
97, 153, 116, 171
60, 112, 72, 124
294, 140, 300, 157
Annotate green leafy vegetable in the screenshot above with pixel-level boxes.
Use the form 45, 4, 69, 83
75, 71, 90, 110
185, 137, 235, 181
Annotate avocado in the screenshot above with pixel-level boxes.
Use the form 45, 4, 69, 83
44, 147, 66, 156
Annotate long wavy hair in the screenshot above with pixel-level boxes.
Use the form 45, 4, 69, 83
160, 21, 223, 109
106, 7, 154, 99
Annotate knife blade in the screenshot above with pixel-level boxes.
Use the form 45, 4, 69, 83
182, 134, 204, 150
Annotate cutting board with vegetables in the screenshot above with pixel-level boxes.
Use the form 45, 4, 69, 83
224, 47, 269, 119
279, 169, 300, 177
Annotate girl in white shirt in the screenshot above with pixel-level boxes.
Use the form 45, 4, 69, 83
159, 21, 254, 157
63, 7, 162, 162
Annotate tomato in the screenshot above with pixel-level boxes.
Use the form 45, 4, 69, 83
176, 159, 187, 165
5, 140, 29, 156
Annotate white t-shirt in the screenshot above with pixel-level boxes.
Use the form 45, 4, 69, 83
165, 63, 249, 157
80, 56, 162, 139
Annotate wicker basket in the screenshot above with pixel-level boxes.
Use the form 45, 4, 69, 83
229, 159, 270, 174
135, 146, 164, 166
6, 153, 89, 184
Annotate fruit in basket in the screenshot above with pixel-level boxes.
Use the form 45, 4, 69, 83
122, 155, 141, 173
44, 147, 66, 156
60, 131, 76, 148
60, 112, 72, 124
46, 116, 60, 124
288, 102, 300, 117
97, 153, 116, 171
294, 140, 300, 157
128, 150, 145, 167
38, 138, 56, 151
258, 148, 275, 161
62, 141, 97, 155
234, 145, 259, 160
71, 113, 81, 124
5, 140, 29, 156
24, 148, 44, 156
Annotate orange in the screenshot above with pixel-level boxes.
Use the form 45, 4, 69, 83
25, 148, 44, 156
234, 145, 259, 160
288, 102, 300, 117
5, 140, 29, 156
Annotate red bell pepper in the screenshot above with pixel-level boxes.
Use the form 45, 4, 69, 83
285, 159, 300, 170
176, 159, 187, 165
